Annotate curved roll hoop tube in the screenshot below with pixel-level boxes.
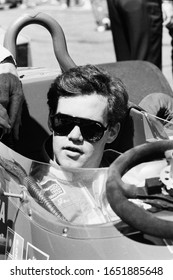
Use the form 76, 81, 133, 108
3, 12, 76, 72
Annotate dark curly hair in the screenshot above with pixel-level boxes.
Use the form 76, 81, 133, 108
47, 64, 129, 127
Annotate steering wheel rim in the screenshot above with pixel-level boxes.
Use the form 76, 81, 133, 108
106, 140, 173, 239
3, 12, 76, 72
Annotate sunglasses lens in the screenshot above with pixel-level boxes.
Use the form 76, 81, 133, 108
51, 115, 74, 135
55, 124, 74, 136
82, 123, 104, 142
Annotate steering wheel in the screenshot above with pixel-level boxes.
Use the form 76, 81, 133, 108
106, 140, 173, 239
3, 12, 76, 72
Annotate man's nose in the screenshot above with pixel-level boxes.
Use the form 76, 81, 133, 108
67, 125, 83, 141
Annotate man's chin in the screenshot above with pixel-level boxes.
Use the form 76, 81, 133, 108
57, 154, 99, 169
59, 158, 85, 169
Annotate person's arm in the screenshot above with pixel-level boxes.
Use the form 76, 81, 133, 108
0, 46, 24, 139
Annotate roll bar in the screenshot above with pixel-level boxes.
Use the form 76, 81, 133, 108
3, 12, 76, 72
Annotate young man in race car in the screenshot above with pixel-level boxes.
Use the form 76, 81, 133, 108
30, 64, 129, 224
1, 50, 173, 224
30, 64, 173, 224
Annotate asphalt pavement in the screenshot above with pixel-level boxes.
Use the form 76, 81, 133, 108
0, 2, 172, 89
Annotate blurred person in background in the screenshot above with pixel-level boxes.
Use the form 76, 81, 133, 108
107, 0, 173, 70
66, 0, 80, 7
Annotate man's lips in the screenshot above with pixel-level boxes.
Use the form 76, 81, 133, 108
63, 146, 83, 154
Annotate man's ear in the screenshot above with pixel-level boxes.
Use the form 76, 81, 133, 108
106, 123, 120, 144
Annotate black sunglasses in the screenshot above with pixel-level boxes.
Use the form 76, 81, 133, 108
50, 113, 108, 143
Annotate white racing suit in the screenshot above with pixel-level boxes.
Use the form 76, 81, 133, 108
30, 153, 119, 225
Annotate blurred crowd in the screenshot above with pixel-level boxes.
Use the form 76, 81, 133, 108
0, 0, 109, 32
0, 0, 91, 9
0, 0, 110, 33
0, 0, 109, 31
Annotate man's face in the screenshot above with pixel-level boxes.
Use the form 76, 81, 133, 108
52, 94, 118, 168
